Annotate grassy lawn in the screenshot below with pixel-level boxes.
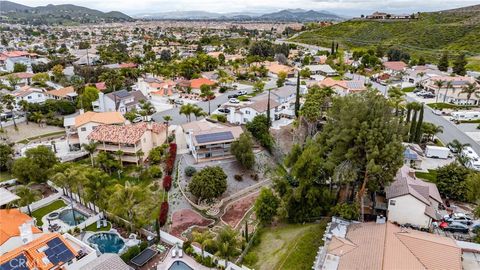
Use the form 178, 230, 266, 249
427, 103, 474, 110
85, 221, 111, 232
459, 119, 480, 124
0, 171, 14, 182
32, 200, 67, 226
16, 131, 66, 144
402, 86, 416, 93
415, 169, 437, 182
247, 221, 327, 270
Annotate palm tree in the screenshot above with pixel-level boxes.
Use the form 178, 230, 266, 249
447, 139, 471, 166
192, 106, 206, 120
1, 95, 16, 129
31, 112, 44, 127
215, 226, 240, 268
459, 82, 479, 105
441, 81, 453, 103
15, 184, 41, 216
139, 100, 155, 117
163, 115, 172, 142
200, 85, 215, 115
434, 80, 445, 104
179, 104, 195, 122
421, 122, 443, 142
84, 169, 114, 215
99, 70, 125, 92
192, 230, 214, 258
388, 86, 405, 116
135, 150, 144, 165
114, 150, 124, 168
82, 142, 98, 167
18, 100, 29, 125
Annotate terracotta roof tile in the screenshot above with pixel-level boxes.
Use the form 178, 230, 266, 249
88, 122, 165, 144
75, 111, 125, 128
46, 86, 75, 98
0, 209, 42, 246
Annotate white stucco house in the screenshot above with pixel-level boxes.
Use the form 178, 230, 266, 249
225, 94, 281, 125
385, 166, 443, 228
92, 90, 147, 115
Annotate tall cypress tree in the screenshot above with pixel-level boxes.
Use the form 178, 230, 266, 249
295, 71, 301, 118
409, 109, 418, 142
414, 104, 424, 143
331, 41, 335, 55
335, 43, 339, 53
406, 107, 412, 123
267, 89, 271, 127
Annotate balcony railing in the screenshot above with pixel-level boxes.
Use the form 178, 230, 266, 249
96, 144, 138, 153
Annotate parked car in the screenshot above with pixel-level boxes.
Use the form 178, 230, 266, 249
174, 99, 184, 105
422, 93, 435, 98
471, 223, 480, 233
228, 94, 239, 99
443, 222, 469, 233
446, 216, 473, 225
132, 116, 143, 123
218, 108, 230, 114
229, 98, 240, 104
237, 90, 247, 96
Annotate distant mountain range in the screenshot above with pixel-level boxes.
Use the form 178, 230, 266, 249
134, 9, 344, 22
0, 1, 133, 25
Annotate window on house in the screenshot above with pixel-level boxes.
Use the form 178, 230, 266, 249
245, 111, 250, 115
27, 96, 32, 99
80, 127, 86, 132
389, 200, 396, 206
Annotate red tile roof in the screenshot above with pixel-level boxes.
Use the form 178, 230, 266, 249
0, 209, 42, 245
88, 122, 165, 144
383, 61, 407, 71
190, 78, 216, 89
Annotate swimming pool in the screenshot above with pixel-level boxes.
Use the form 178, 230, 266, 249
168, 260, 193, 270
87, 233, 125, 254
58, 208, 87, 226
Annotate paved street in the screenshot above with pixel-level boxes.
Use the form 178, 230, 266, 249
151, 78, 276, 125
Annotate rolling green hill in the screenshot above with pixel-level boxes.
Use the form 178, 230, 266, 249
292, 5, 480, 68
0, 1, 133, 25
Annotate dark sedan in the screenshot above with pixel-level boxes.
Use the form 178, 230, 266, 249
443, 222, 469, 234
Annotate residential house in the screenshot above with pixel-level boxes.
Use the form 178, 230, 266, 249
46, 86, 77, 101
304, 64, 338, 77
0, 230, 97, 270
314, 217, 462, 270
12, 86, 47, 106
226, 94, 281, 125
64, 111, 126, 151
386, 165, 443, 228
5, 56, 32, 72
424, 76, 480, 105
189, 78, 216, 92
136, 77, 175, 100
0, 209, 43, 254
405, 66, 445, 85
316, 78, 366, 95
0, 72, 34, 88
267, 62, 295, 78
383, 61, 407, 74
92, 90, 147, 114
181, 119, 243, 162
402, 143, 423, 169
88, 122, 166, 164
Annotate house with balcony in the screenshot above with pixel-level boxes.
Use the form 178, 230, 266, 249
46, 86, 77, 101
63, 111, 126, 151
87, 122, 166, 164
181, 119, 243, 162
12, 86, 47, 107
92, 90, 147, 115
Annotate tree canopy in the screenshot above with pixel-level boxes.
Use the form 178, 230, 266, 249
188, 166, 227, 201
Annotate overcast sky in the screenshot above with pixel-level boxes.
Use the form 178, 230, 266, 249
17, 0, 480, 16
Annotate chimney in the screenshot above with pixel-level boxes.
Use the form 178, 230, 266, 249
79, 109, 85, 115
19, 223, 33, 244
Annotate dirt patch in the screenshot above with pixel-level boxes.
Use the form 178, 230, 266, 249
170, 209, 214, 238
221, 192, 259, 228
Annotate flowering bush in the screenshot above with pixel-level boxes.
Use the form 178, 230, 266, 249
158, 202, 169, 226
163, 175, 172, 191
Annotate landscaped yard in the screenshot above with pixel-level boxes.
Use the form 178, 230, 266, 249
85, 221, 112, 232
415, 169, 438, 182
427, 103, 474, 110
0, 171, 13, 182
246, 221, 327, 270
32, 200, 67, 226
402, 86, 416, 93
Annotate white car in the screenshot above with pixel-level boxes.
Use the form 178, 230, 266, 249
229, 98, 240, 103
237, 90, 247, 95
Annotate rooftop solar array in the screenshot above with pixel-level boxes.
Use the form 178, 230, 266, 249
130, 248, 157, 267
44, 237, 75, 265
195, 131, 234, 144
0, 254, 29, 270
113, 90, 130, 98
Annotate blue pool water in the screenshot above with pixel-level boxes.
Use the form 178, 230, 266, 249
87, 233, 125, 254
168, 261, 193, 270
58, 209, 87, 226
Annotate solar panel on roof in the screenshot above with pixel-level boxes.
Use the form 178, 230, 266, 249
130, 248, 157, 267
114, 90, 130, 98
195, 131, 234, 144
0, 254, 29, 270
45, 238, 75, 266
47, 237, 62, 247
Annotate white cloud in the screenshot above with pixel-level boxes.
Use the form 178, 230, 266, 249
17, 0, 480, 15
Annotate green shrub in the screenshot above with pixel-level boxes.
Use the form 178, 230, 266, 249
120, 246, 140, 262
148, 166, 163, 178
331, 203, 359, 220
234, 174, 243, 181
216, 114, 227, 123
242, 252, 259, 266
185, 166, 197, 177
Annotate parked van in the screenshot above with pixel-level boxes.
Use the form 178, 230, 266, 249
461, 147, 480, 171
450, 111, 480, 122
425, 146, 450, 159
